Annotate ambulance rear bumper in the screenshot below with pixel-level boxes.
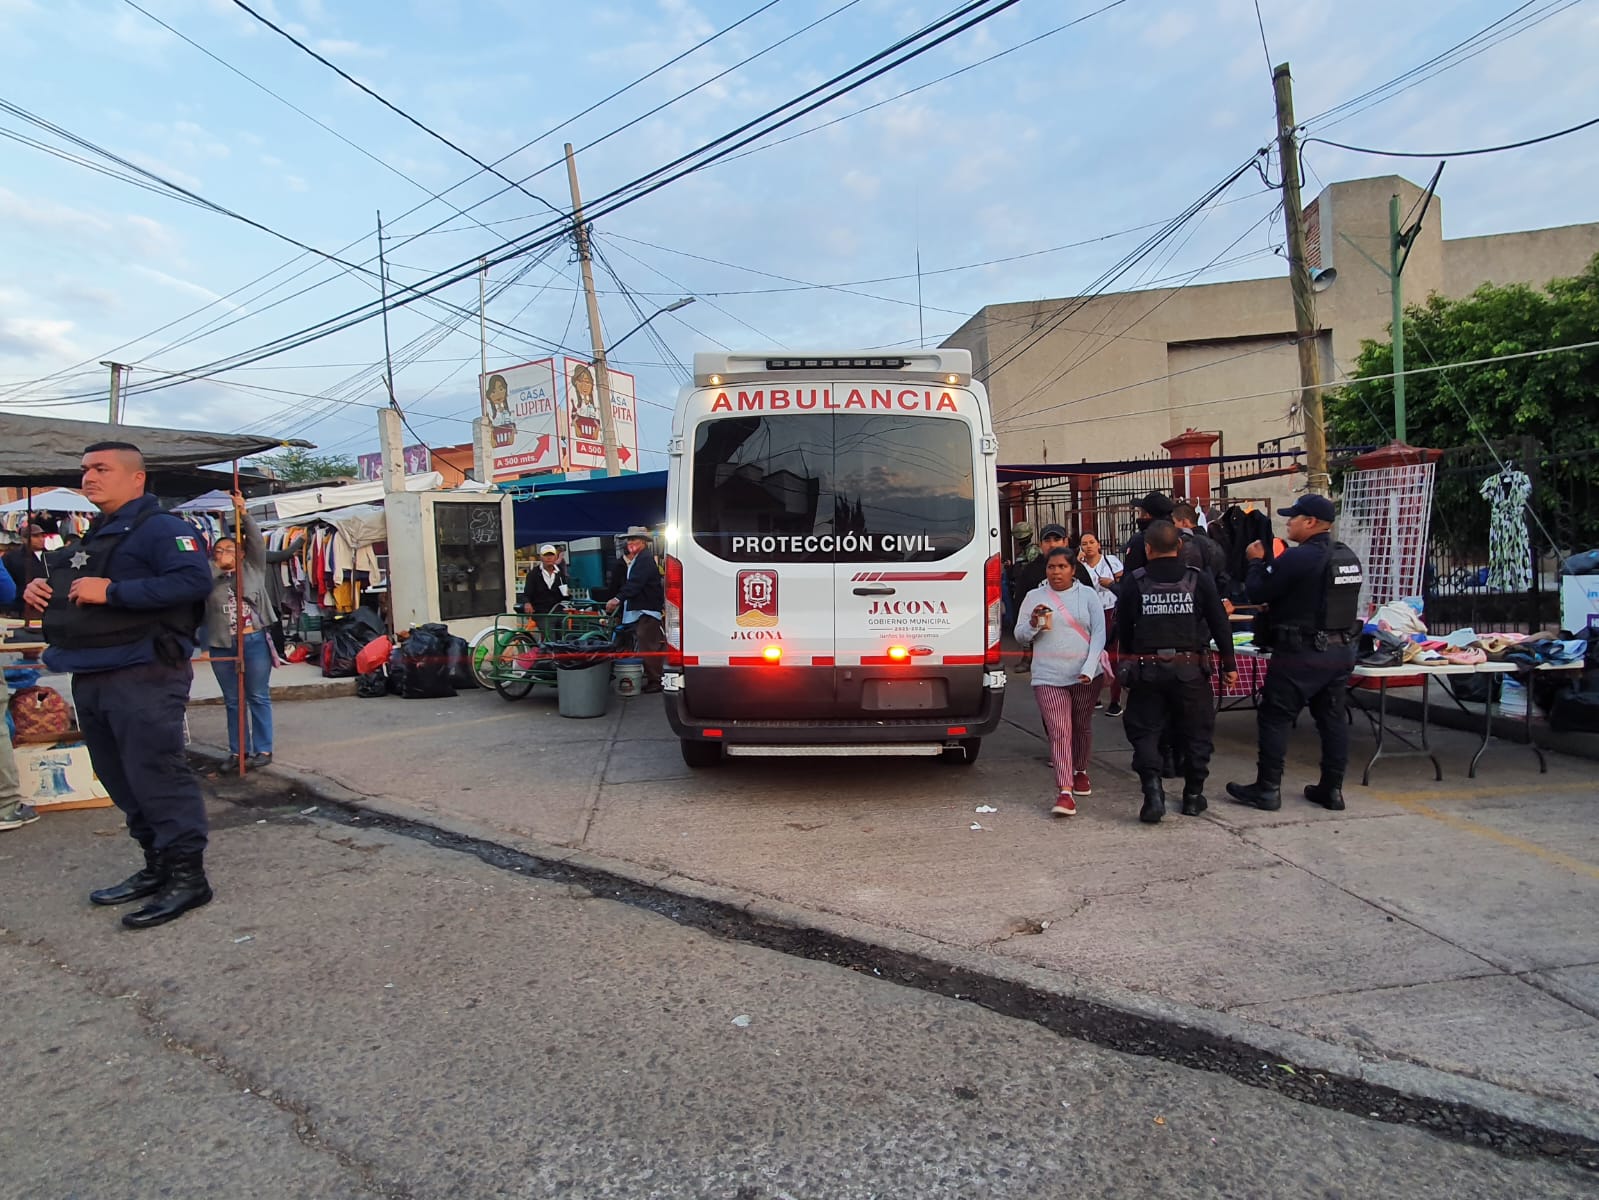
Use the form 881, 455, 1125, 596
663, 672, 1006, 745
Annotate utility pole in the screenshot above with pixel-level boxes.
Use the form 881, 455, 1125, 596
478, 257, 488, 384
1271, 63, 1328, 496
564, 142, 620, 478
100, 360, 128, 423
1389, 194, 1407, 445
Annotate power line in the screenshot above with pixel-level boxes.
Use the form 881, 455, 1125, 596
1305, 114, 1599, 158
227, 0, 565, 218
1251, 0, 1274, 78
30, 0, 1036, 403
3, 0, 799, 401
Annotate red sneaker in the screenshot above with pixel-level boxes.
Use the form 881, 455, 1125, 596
1072, 772, 1092, 797
1051, 792, 1077, 817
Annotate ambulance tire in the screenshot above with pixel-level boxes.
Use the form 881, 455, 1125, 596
940, 738, 982, 765
681, 739, 725, 768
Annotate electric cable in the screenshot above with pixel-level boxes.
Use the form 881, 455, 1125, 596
29, 0, 1035, 403
1305, 114, 1599, 158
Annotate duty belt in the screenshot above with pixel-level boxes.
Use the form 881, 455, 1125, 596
1133, 650, 1209, 665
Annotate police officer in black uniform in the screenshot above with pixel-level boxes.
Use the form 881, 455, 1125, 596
1225, 494, 1364, 813
24, 442, 216, 929
1116, 520, 1237, 824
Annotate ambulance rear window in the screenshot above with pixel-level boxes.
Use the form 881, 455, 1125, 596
691, 414, 974, 563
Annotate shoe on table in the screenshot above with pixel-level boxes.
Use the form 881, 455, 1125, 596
1051, 792, 1077, 817
1225, 781, 1281, 811
1072, 771, 1092, 797
0, 804, 40, 831
1105, 701, 1123, 717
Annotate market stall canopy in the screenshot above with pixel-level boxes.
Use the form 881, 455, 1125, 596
508, 470, 666, 546
0, 487, 99, 514
271, 471, 443, 520
172, 489, 235, 513
0, 412, 310, 487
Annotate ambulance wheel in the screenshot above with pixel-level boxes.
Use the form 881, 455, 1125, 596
680, 739, 724, 768
940, 738, 981, 765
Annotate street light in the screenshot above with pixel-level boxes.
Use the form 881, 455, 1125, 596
593, 297, 695, 476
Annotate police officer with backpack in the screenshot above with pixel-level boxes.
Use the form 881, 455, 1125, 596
1116, 520, 1237, 824
1226, 494, 1364, 813
23, 442, 216, 929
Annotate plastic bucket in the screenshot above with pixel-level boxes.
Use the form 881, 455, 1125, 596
613, 661, 644, 697
557, 662, 612, 718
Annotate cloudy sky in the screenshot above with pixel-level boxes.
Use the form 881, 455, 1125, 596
1, 0, 1594, 472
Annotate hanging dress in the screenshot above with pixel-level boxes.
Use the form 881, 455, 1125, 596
1479, 468, 1532, 592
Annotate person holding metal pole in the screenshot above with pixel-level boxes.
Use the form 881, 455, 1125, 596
203, 492, 277, 773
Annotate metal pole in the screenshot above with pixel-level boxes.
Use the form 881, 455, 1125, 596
478, 258, 488, 383
232, 460, 246, 779
100, 361, 127, 423
1271, 63, 1329, 496
1390, 194, 1407, 444
564, 143, 620, 477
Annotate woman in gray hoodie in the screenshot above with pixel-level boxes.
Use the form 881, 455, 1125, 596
205, 496, 278, 769
1015, 547, 1106, 817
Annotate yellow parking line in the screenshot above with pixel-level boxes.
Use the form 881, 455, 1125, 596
1376, 792, 1599, 882
1369, 782, 1594, 804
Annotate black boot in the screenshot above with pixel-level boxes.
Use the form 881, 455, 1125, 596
1180, 785, 1208, 816
90, 849, 166, 907
1138, 775, 1166, 824
1304, 777, 1346, 811
1225, 779, 1282, 811
1160, 749, 1180, 780
122, 853, 213, 930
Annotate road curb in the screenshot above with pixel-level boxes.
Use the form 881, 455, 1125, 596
189, 680, 357, 707
188, 742, 1599, 1172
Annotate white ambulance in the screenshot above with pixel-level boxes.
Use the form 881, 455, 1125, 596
661, 350, 1007, 767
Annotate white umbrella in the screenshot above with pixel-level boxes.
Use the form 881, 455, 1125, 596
0, 487, 98, 514
173, 489, 235, 513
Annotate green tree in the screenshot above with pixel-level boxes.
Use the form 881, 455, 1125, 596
253, 447, 359, 483
1329, 253, 1599, 549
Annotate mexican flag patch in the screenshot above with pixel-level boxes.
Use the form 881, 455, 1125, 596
176, 536, 199, 552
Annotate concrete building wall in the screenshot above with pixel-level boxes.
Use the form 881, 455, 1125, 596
943, 175, 1599, 505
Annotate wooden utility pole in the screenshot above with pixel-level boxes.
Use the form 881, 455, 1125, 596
1272, 63, 1329, 496
564, 143, 619, 477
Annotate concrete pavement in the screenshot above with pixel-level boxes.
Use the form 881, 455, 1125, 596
177, 669, 1599, 1159
7, 804, 1594, 1198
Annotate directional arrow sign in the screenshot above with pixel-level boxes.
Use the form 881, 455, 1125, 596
533, 434, 551, 461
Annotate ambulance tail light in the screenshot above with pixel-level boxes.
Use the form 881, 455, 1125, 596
886, 645, 909, 662
663, 554, 684, 668
984, 553, 1003, 668
762, 644, 782, 664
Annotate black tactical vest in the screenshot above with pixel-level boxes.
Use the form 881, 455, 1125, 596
1131, 566, 1204, 651
1320, 541, 1364, 633
41, 509, 199, 650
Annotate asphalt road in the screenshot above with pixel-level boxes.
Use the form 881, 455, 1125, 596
2, 798, 1591, 1200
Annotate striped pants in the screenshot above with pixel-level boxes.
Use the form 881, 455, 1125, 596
1035, 680, 1098, 793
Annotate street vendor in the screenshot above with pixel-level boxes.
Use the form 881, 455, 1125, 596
522, 543, 571, 616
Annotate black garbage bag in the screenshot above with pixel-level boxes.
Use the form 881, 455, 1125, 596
401, 623, 457, 698
447, 634, 479, 690
356, 670, 388, 699
386, 642, 408, 696
1550, 684, 1599, 733
323, 611, 383, 679
543, 628, 618, 671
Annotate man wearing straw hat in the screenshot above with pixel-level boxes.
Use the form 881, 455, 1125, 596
605, 526, 664, 694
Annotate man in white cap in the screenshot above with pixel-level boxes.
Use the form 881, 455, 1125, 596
522, 543, 570, 617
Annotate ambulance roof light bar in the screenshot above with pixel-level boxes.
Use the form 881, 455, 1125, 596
694, 349, 971, 388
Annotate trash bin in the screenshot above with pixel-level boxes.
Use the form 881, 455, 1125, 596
557, 662, 612, 718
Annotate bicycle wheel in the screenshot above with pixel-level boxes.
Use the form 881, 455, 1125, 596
493, 630, 541, 701
467, 625, 518, 690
